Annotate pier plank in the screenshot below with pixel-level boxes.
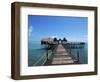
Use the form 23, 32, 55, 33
51, 44, 78, 65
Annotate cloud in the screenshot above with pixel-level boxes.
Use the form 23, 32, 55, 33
51, 36, 58, 38
28, 26, 33, 37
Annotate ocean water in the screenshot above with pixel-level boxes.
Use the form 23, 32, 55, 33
28, 41, 48, 66
28, 42, 88, 66
65, 43, 88, 64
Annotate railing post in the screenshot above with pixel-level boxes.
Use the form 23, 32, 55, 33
77, 51, 79, 63
46, 46, 49, 61
70, 48, 71, 54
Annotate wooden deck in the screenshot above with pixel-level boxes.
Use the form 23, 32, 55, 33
45, 44, 78, 65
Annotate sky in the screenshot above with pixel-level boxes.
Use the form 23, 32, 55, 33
28, 15, 88, 42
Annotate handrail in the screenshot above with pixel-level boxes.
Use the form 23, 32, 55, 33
33, 52, 47, 66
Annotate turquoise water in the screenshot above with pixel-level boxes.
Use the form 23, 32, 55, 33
65, 43, 88, 64
28, 42, 88, 66
28, 41, 48, 66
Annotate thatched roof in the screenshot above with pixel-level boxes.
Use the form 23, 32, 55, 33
41, 37, 53, 42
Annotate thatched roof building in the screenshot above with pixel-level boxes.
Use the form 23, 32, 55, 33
41, 37, 54, 44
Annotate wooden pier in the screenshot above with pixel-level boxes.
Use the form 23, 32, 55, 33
51, 44, 78, 65
41, 38, 84, 65
45, 44, 78, 65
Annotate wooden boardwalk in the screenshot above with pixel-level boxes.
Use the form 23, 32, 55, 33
51, 44, 78, 65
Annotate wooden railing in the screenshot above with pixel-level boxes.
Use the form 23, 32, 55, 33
33, 43, 84, 65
